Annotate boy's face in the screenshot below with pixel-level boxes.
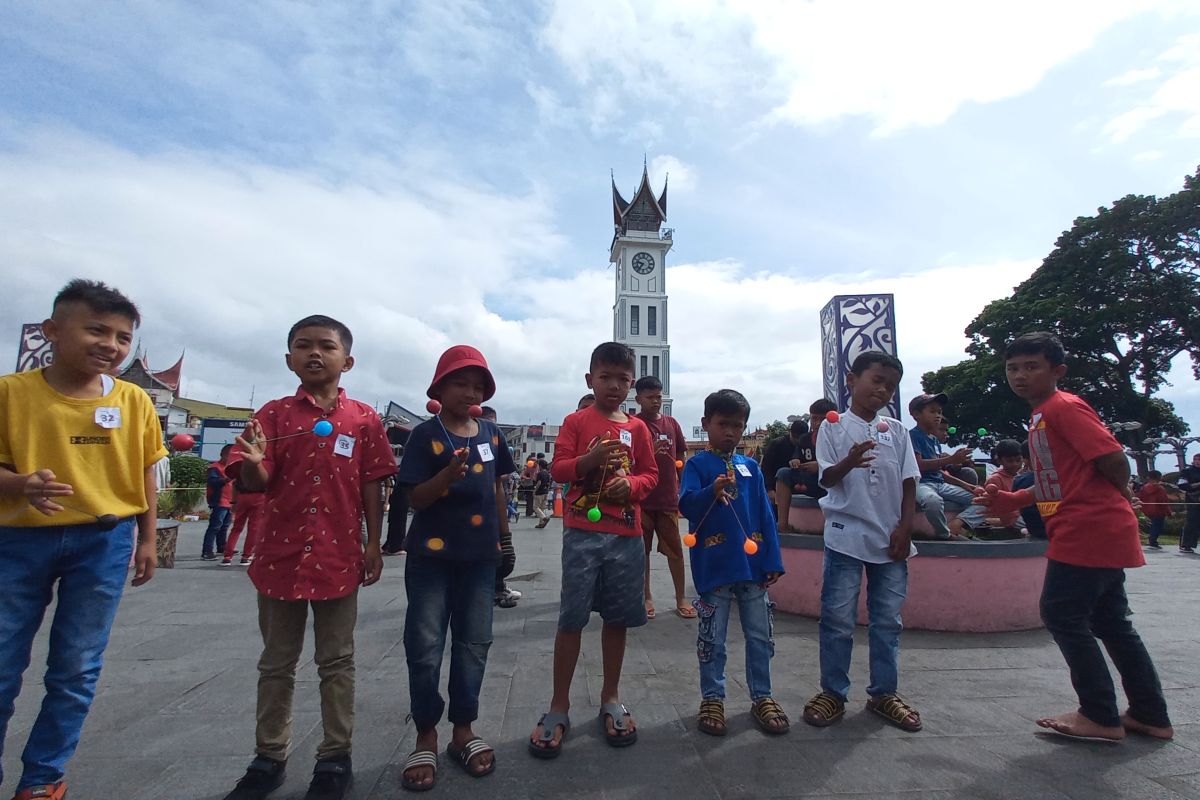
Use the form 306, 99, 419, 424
43, 304, 134, 377
912, 403, 943, 432
846, 363, 901, 415
586, 362, 634, 412
435, 367, 488, 417
702, 411, 746, 453
635, 387, 663, 416
286, 326, 353, 385
1005, 352, 1065, 402
999, 454, 1023, 475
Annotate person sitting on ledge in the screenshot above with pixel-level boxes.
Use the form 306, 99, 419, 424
909, 394, 986, 540
983, 439, 1025, 534
775, 399, 835, 533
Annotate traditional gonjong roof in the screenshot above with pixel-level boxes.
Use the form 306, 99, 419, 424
612, 162, 667, 233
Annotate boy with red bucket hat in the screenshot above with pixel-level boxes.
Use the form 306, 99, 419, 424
396, 346, 516, 790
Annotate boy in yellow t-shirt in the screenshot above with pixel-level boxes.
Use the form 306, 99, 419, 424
0, 279, 167, 800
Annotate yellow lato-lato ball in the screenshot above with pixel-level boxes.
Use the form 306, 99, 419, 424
427, 537, 445, 551
683, 531, 697, 548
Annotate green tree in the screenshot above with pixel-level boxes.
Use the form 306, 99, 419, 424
925, 166, 1199, 462
761, 420, 789, 442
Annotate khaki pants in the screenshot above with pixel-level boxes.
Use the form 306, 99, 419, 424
533, 492, 550, 521
256, 591, 358, 761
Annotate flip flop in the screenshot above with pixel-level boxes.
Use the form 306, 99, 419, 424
675, 604, 697, 619
447, 737, 495, 777
599, 702, 638, 747
528, 711, 570, 759
400, 749, 438, 792
645, 604, 656, 620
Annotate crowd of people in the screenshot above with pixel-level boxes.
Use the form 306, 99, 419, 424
0, 279, 1185, 800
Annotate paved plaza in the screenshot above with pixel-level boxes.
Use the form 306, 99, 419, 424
4, 520, 1200, 799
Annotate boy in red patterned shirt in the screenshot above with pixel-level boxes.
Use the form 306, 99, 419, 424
220, 315, 395, 800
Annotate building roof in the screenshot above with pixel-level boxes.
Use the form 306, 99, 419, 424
612, 163, 667, 233
175, 397, 254, 421
117, 351, 185, 393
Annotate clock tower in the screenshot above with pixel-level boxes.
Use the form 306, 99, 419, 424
610, 163, 672, 416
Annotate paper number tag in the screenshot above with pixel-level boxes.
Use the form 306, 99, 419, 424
619, 429, 633, 447
736, 463, 752, 477
95, 407, 121, 429
334, 434, 356, 458
877, 432, 893, 445
477, 442, 494, 462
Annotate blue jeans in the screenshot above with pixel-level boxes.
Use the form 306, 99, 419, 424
1148, 517, 1165, 546
694, 581, 775, 701
818, 548, 908, 701
403, 554, 495, 731
0, 520, 134, 789
202, 506, 232, 555
916, 482, 985, 538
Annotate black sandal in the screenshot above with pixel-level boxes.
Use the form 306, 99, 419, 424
447, 737, 495, 777
400, 750, 438, 792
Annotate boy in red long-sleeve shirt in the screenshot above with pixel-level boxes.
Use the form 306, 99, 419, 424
1137, 471, 1172, 550
528, 342, 658, 759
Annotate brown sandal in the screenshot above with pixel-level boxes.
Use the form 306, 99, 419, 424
802, 691, 846, 727
866, 693, 922, 732
697, 699, 726, 736
751, 697, 790, 735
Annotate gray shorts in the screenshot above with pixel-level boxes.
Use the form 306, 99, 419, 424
558, 527, 647, 631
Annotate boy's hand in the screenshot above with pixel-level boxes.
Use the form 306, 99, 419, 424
950, 448, 972, 466
25, 469, 74, 515
762, 571, 782, 588
713, 473, 736, 503
973, 484, 1035, 515
441, 448, 470, 483
788, 458, 803, 469
362, 542, 383, 586
655, 438, 673, 456
580, 438, 623, 474
841, 440, 876, 470
601, 476, 631, 504
887, 525, 911, 562
236, 420, 267, 465
800, 460, 819, 474
131, 540, 157, 586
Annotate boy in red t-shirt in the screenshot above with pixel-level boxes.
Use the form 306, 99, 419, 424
221, 315, 395, 800
981, 332, 1171, 743
1136, 471, 1172, 550
528, 342, 658, 759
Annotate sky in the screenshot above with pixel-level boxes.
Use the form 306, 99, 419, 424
1, 0, 1198, 462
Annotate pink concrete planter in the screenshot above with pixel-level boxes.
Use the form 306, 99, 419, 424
788, 503, 954, 537
773, 533, 1048, 632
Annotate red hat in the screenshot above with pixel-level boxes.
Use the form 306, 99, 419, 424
427, 345, 496, 401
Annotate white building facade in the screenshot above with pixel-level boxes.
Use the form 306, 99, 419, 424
610, 164, 673, 416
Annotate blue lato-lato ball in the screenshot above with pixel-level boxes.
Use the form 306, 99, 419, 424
314, 420, 334, 437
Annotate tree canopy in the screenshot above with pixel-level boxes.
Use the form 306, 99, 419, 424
924, 166, 1199, 446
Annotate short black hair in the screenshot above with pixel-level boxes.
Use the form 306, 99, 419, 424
849, 350, 903, 377
288, 315, 353, 353
634, 375, 663, 393
809, 398, 837, 416
1147, 470, 1162, 480
220, 444, 233, 456
481, 405, 496, 419
52, 279, 141, 326
1004, 331, 1065, 366
703, 389, 750, 421
789, 419, 808, 438
577, 393, 594, 406
590, 341, 635, 372
994, 439, 1022, 459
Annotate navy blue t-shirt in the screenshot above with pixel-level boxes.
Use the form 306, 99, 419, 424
397, 418, 517, 561
908, 427, 944, 484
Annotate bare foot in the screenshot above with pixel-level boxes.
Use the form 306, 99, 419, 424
1121, 712, 1174, 740
1036, 710, 1124, 741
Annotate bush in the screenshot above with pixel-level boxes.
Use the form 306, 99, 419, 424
169, 454, 208, 487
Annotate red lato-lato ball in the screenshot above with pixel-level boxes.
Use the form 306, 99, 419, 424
468, 404, 483, 418
170, 433, 195, 451
425, 399, 442, 415
876, 420, 890, 433
825, 410, 840, 424
683, 531, 697, 548
743, 538, 759, 555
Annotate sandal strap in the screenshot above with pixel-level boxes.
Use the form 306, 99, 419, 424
403, 750, 438, 770
754, 697, 788, 721
459, 738, 494, 761
874, 694, 918, 722
804, 692, 844, 719
536, 711, 570, 743
699, 699, 726, 720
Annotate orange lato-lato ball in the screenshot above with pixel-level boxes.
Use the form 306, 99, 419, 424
683, 531, 698, 548
526, 459, 536, 468
675, 460, 684, 469
825, 410, 840, 424
743, 538, 759, 555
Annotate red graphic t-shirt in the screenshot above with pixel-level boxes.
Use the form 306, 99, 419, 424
227, 387, 396, 600
1027, 391, 1144, 569
551, 406, 658, 536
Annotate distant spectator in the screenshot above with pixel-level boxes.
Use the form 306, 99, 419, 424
983, 439, 1023, 528
1012, 441, 1045, 539
577, 393, 595, 410
908, 394, 985, 539
1178, 453, 1200, 553
202, 444, 234, 560
761, 418, 806, 512
1138, 470, 1172, 550
774, 399, 835, 532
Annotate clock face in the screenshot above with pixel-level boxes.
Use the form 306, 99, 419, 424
632, 252, 655, 274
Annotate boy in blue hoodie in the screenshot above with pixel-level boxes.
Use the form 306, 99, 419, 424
679, 389, 787, 737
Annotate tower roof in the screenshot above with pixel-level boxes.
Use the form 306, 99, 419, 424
612, 163, 667, 234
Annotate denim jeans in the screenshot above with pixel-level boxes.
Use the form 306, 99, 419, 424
916, 482, 985, 538
1147, 517, 1165, 546
0, 519, 135, 789
818, 548, 908, 701
1039, 559, 1170, 728
694, 581, 775, 701
403, 554, 495, 731
202, 506, 232, 555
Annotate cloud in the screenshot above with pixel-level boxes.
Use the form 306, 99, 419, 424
1104, 67, 1163, 86
649, 155, 697, 195
1103, 33, 1200, 143
540, 0, 1161, 136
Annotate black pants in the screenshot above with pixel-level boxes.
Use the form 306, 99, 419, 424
1039, 559, 1170, 728
383, 487, 410, 553
1182, 504, 1200, 550
523, 487, 534, 517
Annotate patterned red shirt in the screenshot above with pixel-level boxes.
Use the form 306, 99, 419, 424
227, 387, 396, 600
